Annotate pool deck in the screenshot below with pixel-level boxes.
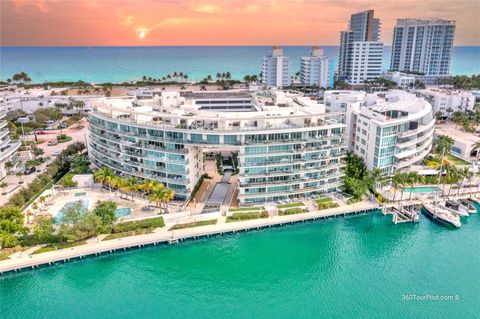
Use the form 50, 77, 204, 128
0, 201, 378, 275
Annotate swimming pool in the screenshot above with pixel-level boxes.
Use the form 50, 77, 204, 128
402, 186, 442, 193
56, 199, 90, 221
115, 207, 132, 218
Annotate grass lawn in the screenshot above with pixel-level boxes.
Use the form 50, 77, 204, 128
315, 198, 339, 210
446, 153, 471, 166
57, 136, 73, 143
226, 211, 269, 222
169, 219, 217, 230
277, 202, 304, 209
229, 206, 264, 212
32, 241, 87, 254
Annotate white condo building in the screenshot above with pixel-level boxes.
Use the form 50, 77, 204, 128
88, 89, 347, 206
0, 98, 21, 178
416, 88, 476, 117
390, 19, 455, 76
325, 90, 435, 174
262, 46, 293, 87
300, 47, 330, 88
337, 10, 384, 85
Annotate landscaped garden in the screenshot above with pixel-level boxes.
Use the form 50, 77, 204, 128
315, 198, 339, 210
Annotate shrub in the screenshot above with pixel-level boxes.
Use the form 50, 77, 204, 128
279, 208, 305, 216
112, 217, 165, 233
170, 219, 217, 230
226, 211, 269, 222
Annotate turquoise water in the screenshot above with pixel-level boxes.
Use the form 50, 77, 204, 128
1, 46, 479, 83
403, 186, 441, 193
1, 211, 479, 318
115, 207, 132, 218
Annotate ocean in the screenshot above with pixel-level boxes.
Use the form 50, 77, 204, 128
1, 46, 479, 84
1, 211, 479, 319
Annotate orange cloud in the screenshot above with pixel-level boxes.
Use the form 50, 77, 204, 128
1, 0, 478, 46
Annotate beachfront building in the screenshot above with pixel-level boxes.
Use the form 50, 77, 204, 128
390, 19, 455, 78
300, 47, 330, 88
0, 99, 21, 178
337, 10, 383, 85
325, 90, 435, 174
262, 46, 293, 87
88, 89, 347, 205
416, 88, 476, 117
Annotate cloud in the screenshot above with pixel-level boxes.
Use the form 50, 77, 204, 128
192, 3, 222, 14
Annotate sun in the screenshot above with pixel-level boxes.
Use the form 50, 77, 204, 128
138, 31, 146, 39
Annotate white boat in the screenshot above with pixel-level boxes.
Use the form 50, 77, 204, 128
458, 199, 476, 214
443, 200, 469, 217
422, 204, 461, 228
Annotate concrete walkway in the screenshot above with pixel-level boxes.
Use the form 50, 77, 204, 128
0, 201, 378, 274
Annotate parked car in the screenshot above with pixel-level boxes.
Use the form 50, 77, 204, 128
52, 151, 60, 157
44, 120, 54, 125
23, 167, 36, 175
36, 131, 48, 135
47, 140, 58, 146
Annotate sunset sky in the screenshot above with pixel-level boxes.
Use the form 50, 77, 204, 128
1, 0, 479, 46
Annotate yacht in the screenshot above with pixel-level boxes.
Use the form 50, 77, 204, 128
443, 200, 469, 217
458, 199, 476, 214
422, 204, 461, 228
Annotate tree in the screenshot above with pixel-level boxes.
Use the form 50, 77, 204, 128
70, 153, 90, 174
456, 167, 472, 198
93, 167, 114, 191
92, 200, 117, 229
30, 144, 44, 159
125, 176, 138, 201
33, 216, 54, 243
149, 184, 166, 213
0, 181, 8, 193
451, 111, 466, 129
0, 206, 26, 247
435, 135, 454, 155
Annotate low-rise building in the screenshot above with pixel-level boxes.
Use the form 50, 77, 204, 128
434, 123, 479, 160
416, 88, 476, 117
381, 71, 415, 89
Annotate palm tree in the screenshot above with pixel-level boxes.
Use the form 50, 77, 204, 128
116, 177, 128, 199
149, 184, 165, 213
442, 163, 458, 197
125, 176, 138, 201
0, 181, 8, 194
456, 167, 472, 198
93, 167, 114, 191
207, 75, 212, 81
435, 135, 454, 156
391, 172, 402, 202
407, 172, 422, 202
161, 188, 175, 213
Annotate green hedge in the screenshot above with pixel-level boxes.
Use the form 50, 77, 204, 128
279, 207, 306, 216
112, 217, 165, 233
103, 228, 153, 240
170, 219, 217, 230
226, 211, 269, 222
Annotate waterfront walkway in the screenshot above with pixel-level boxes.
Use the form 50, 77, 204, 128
0, 201, 378, 274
